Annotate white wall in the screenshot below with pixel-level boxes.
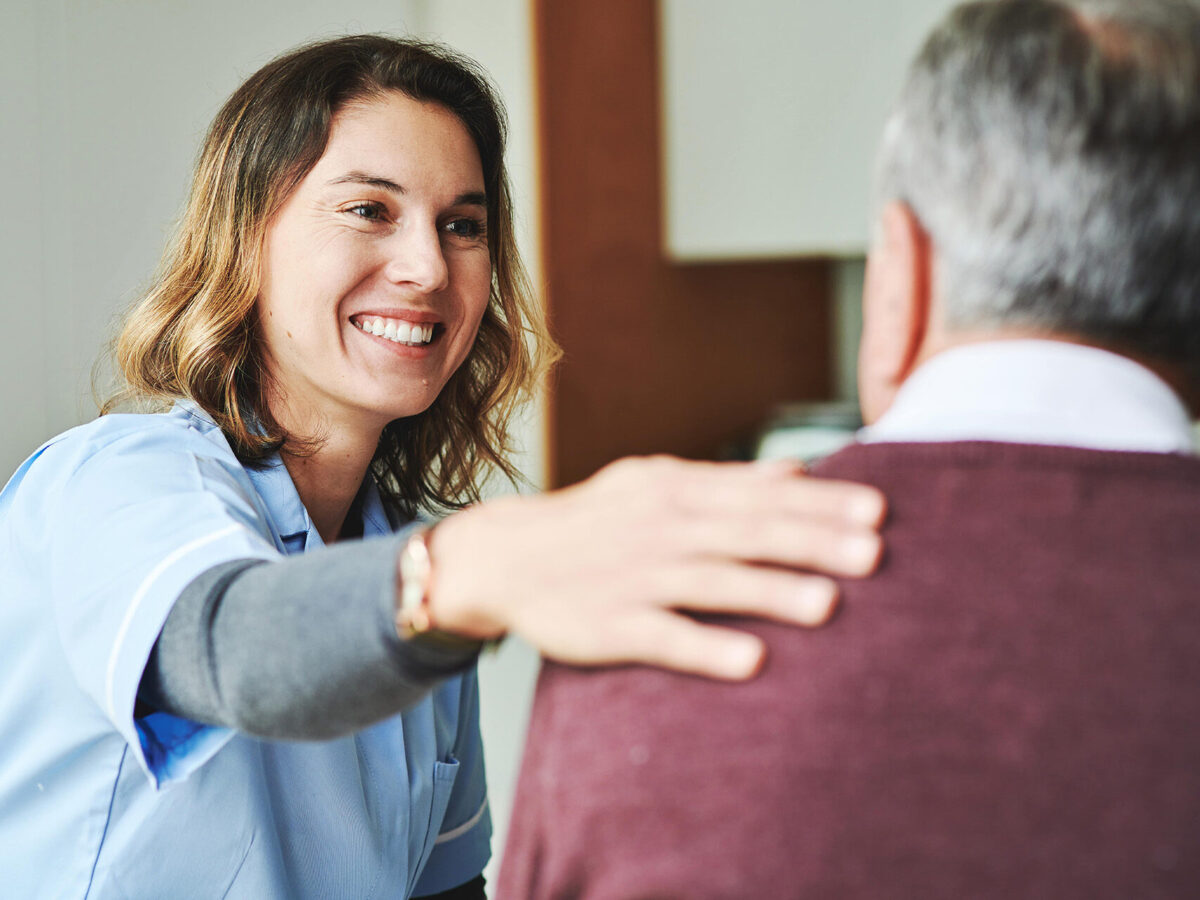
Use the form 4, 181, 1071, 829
0, 2, 46, 478
0, 0, 542, 883
660, 0, 956, 259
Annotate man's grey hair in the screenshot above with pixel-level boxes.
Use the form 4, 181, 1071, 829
876, 0, 1200, 374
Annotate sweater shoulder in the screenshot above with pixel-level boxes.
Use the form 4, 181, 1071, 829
811, 440, 1200, 489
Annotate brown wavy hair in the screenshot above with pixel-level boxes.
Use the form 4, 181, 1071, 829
104, 35, 558, 517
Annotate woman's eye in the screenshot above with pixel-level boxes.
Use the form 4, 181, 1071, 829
444, 217, 487, 241
345, 202, 387, 222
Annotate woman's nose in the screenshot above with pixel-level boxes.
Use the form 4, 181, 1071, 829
383, 223, 450, 294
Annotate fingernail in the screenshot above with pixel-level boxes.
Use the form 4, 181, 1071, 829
842, 534, 882, 572
797, 580, 838, 622
850, 490, 886, 525
721, 637, 765, 679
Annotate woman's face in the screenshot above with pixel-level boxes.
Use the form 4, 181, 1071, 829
257, 91, 492, 435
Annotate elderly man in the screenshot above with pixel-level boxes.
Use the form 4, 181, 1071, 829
496, 0, 1200, 897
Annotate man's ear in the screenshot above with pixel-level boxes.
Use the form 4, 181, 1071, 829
858, 201, 934, 424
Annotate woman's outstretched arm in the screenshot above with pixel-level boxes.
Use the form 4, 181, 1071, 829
138, 530, 479, 740
140, 457, 887, 737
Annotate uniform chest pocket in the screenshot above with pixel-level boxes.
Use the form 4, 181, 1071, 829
408, 757, 461, 895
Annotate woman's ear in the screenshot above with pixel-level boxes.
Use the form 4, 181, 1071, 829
858, 201, 933, 424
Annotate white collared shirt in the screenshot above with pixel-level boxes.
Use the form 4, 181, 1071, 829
858, 340, 1197, 455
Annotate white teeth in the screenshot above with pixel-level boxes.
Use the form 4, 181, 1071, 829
355, 316, 435, 345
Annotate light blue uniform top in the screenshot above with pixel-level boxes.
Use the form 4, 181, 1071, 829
0, 403, 491, 899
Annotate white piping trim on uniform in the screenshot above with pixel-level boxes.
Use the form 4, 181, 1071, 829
105, 523, 243, 722
434, 796, 489, 845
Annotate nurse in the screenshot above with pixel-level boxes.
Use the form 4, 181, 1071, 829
0, 35, 885, 899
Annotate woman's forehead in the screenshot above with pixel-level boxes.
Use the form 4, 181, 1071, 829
309, 92, 485, 195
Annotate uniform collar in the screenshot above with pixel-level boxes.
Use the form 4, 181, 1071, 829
245, 456, 398, 551
859, 340, 1197, 454
172, 400, 398, 551
246, 455, 317, 550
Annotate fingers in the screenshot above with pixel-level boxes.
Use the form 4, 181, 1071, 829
638, 457, 886, 528
762, 476, 886, 528
529, 565, 843, 679
596, 457, 886, 577
648, 562, 840, 626
568, 608, 768, 681
669, 512, 883, 577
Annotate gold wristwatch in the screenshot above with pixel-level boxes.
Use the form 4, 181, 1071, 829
395, 525, 488, 653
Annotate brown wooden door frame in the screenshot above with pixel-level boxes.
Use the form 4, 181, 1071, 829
535, 0, 833, 487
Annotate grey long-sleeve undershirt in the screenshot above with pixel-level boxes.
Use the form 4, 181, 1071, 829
136, 532, 481, 741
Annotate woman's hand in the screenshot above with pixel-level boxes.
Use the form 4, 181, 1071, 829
425, 456, 886, 680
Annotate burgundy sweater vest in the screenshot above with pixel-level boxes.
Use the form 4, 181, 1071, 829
498, 442, 1200, 900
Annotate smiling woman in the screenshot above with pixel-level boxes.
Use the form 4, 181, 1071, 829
0, 34, 885, 900
108, 38, 542, 527
254, 93, 497, 540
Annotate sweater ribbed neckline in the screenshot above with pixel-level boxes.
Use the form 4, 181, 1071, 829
820, 440, 1200, 481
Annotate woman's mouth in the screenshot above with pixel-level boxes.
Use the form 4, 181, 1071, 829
352, 315, 437, 346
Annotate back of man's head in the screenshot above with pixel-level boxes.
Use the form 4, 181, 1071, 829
876, 0, 1200, 381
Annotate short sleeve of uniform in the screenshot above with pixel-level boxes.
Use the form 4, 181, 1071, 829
35, 415, 281, 787
413, 668, 493, 895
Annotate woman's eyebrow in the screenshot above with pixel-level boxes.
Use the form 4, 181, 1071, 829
455, 191, 488, 208
327, 172, 487, 208
329, 171, 405, 193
